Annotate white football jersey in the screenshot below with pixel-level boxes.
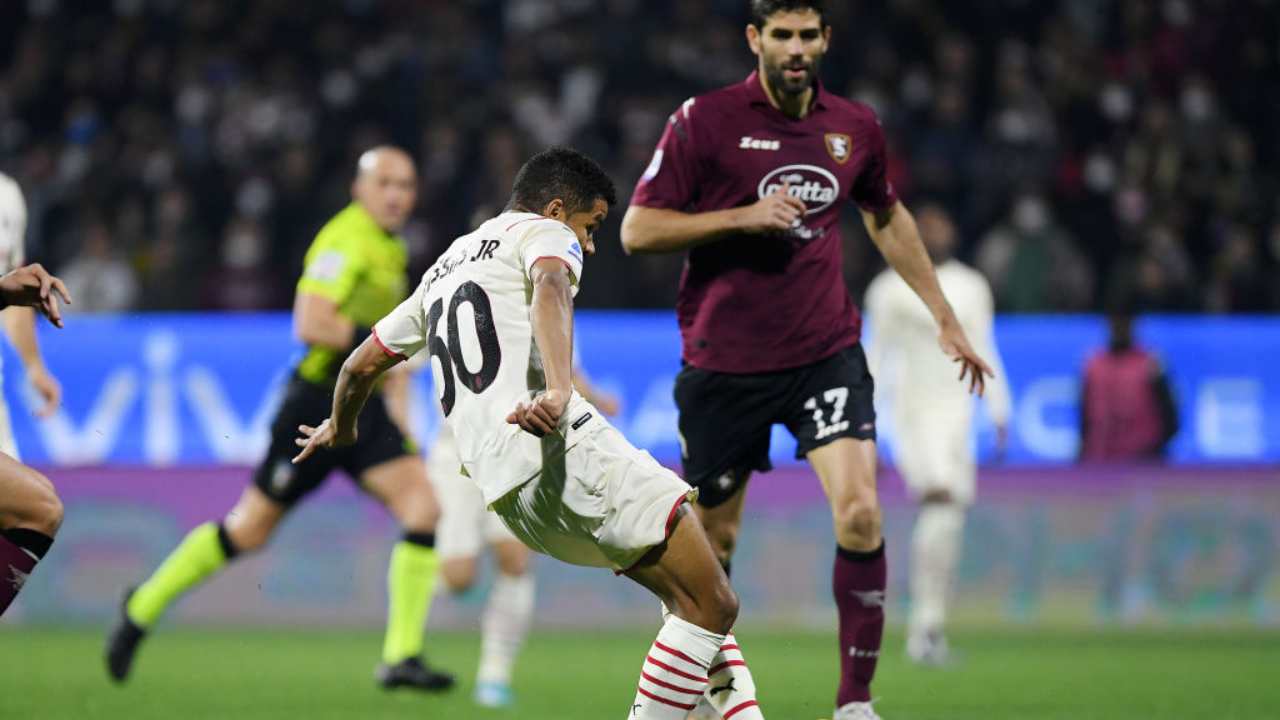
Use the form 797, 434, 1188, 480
0, 173, 27, 275
865, 260, 1011, 435
375, 212, 602, 504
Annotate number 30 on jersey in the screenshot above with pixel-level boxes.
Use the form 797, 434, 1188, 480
426, 281, 502, 416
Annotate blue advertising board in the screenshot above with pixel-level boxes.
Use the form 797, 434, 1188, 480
2, 313, 1277, 466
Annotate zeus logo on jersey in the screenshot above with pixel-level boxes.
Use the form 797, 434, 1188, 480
757, 165, 840, 215
739, 136, 781, 151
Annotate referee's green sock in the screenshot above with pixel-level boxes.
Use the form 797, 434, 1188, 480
382, 532, 441, 664
127, 522, 236, 628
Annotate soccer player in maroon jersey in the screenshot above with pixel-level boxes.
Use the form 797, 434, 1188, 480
0, 263, 71, 619
621, 2, 992, 718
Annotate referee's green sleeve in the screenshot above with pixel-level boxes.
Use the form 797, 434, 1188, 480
296, 234, 364, 304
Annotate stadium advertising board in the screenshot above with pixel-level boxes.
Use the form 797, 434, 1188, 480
2, 313, 1277, 466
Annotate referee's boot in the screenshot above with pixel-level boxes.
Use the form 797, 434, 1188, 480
375, 655, 456, 692
105, 588, 147, 683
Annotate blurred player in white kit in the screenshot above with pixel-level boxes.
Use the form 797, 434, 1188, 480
0, 173, 63, 455
864, 204, 1010, 665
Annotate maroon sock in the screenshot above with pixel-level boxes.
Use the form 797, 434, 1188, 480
833, 541, 886, 706
1, 529, 52, 618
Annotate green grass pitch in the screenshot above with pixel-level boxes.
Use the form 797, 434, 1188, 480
2, 627, 1276, 719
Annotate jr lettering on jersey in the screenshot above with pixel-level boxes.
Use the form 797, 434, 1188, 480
428, 239, 503, 287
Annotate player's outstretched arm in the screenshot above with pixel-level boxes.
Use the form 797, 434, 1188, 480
293, 336, 403, 462
3, 306, 61, 417
507, 258, 574, 436
620, 184, 806, 255
862, 202, 993, 396
0, 264, 71, 328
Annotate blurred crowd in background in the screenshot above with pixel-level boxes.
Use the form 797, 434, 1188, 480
0, 0, 1276, 313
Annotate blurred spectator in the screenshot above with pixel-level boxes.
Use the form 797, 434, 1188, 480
976, 194, 1094, 312
1079, 313, 1179, 462
58, 219, 138, 312
0, 0, 1275, 311
201, 216, 280, 311
1205, 225, 1272, 313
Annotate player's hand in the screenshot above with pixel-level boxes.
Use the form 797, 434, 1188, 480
937, 318, 994, 397
506, 388, 570, 437
0, 264, 72, 328
27, 364, 61, 418
292, 418, 357, 464
736, 181, 806, 234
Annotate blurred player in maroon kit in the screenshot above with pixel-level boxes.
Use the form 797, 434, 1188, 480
0, 263, 71, 620
621, 2, 992, 718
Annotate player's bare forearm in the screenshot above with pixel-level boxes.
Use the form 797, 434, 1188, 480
620, 205, 747, 254
529, 260, 574, 394
863, 202, 957, 329
4, 306, 43, 369
332, 337, 401, 437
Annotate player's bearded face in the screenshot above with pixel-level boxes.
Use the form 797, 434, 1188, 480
756, 12, 829, 97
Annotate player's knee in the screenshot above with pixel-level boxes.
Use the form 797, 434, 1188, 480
702, 582, 739, 635
28, 473, 63, 537
442, 559, 477, 593
494, 546, 530, 577
833, 497, 881, 548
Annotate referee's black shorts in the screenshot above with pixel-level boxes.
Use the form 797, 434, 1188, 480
251, 374, 414, 507
673, 344, 877, 508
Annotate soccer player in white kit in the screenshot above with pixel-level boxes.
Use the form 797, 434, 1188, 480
295, 148, 765, 719
405, 358, 618, 708
864, 204, 1010, 665
0, 173, 63, 455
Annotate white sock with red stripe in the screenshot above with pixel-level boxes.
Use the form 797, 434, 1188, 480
704, 633, 764, 718
477, 571, 535, 686
632, 614, 724, 719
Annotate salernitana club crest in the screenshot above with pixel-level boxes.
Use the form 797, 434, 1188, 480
825, 133, 852, 164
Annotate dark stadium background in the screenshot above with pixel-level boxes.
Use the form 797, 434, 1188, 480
0, 2, 1277, 719
1, 0, 1277, 312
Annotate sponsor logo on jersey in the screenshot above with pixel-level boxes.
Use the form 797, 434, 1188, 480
739, 136, 781, 151
571, 412, 593, 430
848, 646, 881, 659
757, 165, 841, 215
825, 133, 852, 164
568, 242, 583, 262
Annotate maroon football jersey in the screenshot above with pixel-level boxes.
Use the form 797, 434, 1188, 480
631, 71, 898, 374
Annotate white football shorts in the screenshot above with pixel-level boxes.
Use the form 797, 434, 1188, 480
490, 423, 696, 572
895, 420, 976, 505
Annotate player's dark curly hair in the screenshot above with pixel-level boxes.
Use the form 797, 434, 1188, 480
508, 146, 618, 215
750, 0, 828, 28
